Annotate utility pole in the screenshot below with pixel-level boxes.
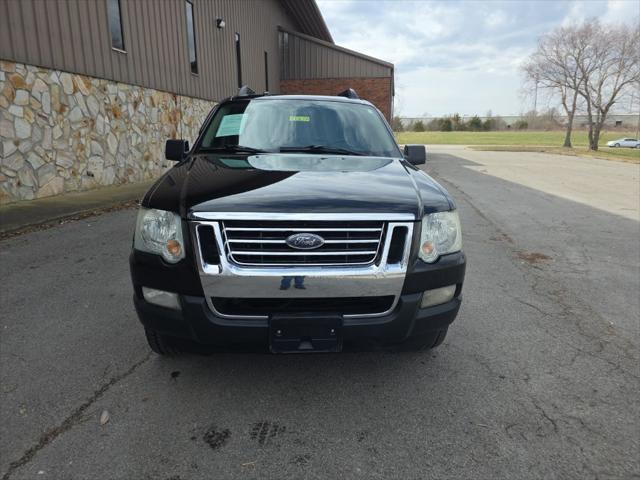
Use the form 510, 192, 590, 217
533, 76, 539, 115
635, 87, 640, 139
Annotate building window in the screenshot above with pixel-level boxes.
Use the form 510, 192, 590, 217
264, 51, 269, 92
107, 0, 125, 51
185, 1, 198, 74
235, 32, 242, 88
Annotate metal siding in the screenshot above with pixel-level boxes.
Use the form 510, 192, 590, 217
141, 0, 155, 88
33, 0, 52, 67
87, 1, 105, 78
95, 0, 114, 82
0, 1, 13, 60
77, 0, 94, 75
67, 1, 85, 74
5, 0, 24, 62
22, 1, 39, 64
280, 30, 392, 80
58, 1, 75, 72
21, 0, 40, 65
0, 0, 297, 101
168, 0, 181, 94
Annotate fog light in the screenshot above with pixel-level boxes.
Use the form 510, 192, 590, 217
421, 285, 456, 308
142, 287, 181, 310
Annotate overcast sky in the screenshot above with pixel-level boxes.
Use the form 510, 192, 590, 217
316, 0, 640, 117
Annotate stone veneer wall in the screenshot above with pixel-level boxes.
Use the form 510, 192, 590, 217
0, 60, 215, 204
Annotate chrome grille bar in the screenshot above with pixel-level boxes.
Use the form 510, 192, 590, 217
226, 239, 378, 244
220, 219, 386, 266
224, 227, 382, 232
191, 214, 416, 319
231, 250, 379, 256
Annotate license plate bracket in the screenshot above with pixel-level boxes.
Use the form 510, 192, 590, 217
269, 315, 343, 353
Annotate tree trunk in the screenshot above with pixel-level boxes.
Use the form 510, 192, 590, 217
563, 116, 573, 147
581, 94, 596, 151
559, 90, 572, 148
592, 123, 601, 150
587, 109, 597, 151
563, 89, 579, 148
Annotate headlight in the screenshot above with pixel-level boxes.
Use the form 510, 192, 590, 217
134, 208, 185, 263
418, 210, 462, 263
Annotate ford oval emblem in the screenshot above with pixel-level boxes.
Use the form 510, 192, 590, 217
285, 233, 325, 250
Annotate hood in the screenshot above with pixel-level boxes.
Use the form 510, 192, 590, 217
143, 153, 452, 219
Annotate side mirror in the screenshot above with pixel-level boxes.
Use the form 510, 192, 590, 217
165, 139, 189, 161
403, 144, 426, 165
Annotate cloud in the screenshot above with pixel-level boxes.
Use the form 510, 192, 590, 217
485, 10, 509, 28
560, 0, 639, 26
316, 0, 637, 116
602, 0, 640, 24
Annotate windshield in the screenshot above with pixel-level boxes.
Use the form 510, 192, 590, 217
198, 99, 401, 157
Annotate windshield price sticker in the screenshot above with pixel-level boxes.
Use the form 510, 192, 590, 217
289, 115, 310, 122
216, 114, 245, 137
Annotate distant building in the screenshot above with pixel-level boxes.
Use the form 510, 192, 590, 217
0, 0, 394, 204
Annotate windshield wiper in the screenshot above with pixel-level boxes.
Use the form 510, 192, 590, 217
279, 145, 367, 156
199, 145, 268, 154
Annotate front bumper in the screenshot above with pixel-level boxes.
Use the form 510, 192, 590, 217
133, 290, 461, 350
130, 249, 466, 349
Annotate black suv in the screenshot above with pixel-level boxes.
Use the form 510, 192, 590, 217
130, 89, 466, 354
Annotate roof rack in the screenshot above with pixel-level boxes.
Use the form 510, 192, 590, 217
337, 88, 359, 99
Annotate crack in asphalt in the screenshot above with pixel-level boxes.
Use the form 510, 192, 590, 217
429, 168, 639, 458
434, 172, 639, 381
1, 353, 152, 480
530, 399, 559, 435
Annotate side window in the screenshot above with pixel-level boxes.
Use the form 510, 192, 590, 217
264, 51, 269, 92
185, 1, 198, 74
107, 0, 125, 51
235, 33, 242, 88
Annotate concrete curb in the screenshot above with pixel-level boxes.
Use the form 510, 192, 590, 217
0, 181, 154, 234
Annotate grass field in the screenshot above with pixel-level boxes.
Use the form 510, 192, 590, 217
395, 130, 640, 162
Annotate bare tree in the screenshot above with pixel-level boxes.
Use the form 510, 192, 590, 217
523, 19, 640, 150
522, 25, 585, 147
576, 21, 640, 150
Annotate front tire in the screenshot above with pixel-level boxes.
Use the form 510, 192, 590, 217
614, 143, 620, 147
390, 328, 448, 352
144, 328, 181, 356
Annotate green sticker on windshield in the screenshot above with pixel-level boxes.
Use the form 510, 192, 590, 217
289, 115, 310, 122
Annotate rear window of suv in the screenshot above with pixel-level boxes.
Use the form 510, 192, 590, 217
199, 99, 401, 158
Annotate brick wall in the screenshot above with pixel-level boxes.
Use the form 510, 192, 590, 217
280, 77, 393, 121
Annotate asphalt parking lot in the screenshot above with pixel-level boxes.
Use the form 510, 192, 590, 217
1, 147, 638, 480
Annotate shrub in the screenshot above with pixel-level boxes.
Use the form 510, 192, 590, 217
439, 118, 453, 131
426, 118, 442, 131
412, 120, 425, 132
451, 114, 466, 131
514, 120, 528, 130
391, 116, 404, 132
468, 116, 483, 131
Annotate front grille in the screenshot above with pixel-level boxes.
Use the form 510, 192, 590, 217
220, 220, 386, 266
211, 296, 395, 317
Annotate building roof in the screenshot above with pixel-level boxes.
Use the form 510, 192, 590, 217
279, 27, 394, 69
280, 0, 333, 43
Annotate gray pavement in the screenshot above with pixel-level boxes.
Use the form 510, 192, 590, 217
0, 181, 153, 234
1, 148, 638, 479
